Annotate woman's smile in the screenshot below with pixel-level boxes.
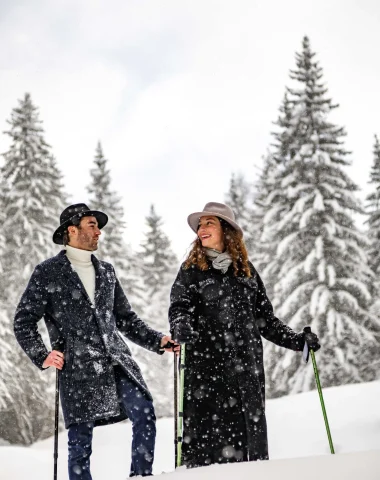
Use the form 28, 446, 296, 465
198, 216, 224, 251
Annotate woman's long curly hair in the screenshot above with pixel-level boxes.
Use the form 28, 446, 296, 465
184, 218, 252, 277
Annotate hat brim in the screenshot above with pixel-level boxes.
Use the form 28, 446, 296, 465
187, 211, 243, 237
52, 210, 108, 245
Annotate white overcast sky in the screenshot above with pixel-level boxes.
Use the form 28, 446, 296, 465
1, 0, 380, 259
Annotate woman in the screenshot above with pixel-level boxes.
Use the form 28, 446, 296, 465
169, 202, 320, 468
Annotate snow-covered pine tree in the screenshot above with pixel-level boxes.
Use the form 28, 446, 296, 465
0, 308, 14, 412
0, 184, 15, 440
262, 37, 380, 397
1, 93, 66, 302
87, 142, 144, 313
138, 204, 178, 417
251, 152, 281, 298
0, 93, 66, 444
225, 172, 255, 256
252, 94, 295, 296
366, 134, 380, 318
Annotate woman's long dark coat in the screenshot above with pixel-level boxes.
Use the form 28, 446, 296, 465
169, 262, 304, 467
14, 250, 164, 428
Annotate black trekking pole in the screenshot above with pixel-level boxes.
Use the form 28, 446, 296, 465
54, 368, 60, 480
174, 354, 178, 469
52, 338, 64, 480
303, 327, 335, 454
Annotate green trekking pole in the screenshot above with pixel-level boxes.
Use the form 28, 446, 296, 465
176, 345, 186, 467
303, 327, 335, 454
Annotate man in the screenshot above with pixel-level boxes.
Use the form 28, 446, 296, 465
14, 203, 178, 479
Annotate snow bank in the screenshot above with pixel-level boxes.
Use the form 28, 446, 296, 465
1, 380, 379, 479
165, 450, 380, 480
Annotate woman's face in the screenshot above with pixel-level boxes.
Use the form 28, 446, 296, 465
197, 216, 225, 252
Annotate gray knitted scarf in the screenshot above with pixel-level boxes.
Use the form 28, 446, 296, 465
205, 248, 232, 273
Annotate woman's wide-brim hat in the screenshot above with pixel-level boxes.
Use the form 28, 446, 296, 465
53, 203, 108, 245
187, 202, 243, 236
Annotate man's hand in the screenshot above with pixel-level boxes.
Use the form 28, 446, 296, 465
160, 336, 180, 355
42, 350, 64, 370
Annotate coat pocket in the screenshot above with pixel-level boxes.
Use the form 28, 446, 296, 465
71, 340, 109, 383
235, 276, 258, 290
235, 276, 258, 305
199, 278, 222, 306
71, 356, 109, 383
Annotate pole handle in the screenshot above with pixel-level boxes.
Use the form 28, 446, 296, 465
302, 326, 312, 363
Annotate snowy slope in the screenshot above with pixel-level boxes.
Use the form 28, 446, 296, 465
1, 380, 379, 479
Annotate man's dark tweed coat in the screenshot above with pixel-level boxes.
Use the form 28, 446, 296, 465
169, 262, 304, 467
14, 250, 164, 428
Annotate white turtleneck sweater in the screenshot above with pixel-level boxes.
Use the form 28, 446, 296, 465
66, 245, 96, 305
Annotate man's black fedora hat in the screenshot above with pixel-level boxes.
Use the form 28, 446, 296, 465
53, 203, 108, 245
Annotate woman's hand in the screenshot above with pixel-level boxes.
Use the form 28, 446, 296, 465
303, 327, 321, 352
173, 325, 199, 344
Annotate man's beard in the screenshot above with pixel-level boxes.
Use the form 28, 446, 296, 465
80, 236, 99, 251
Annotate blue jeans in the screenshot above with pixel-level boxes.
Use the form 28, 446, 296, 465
68, 366, 156, 479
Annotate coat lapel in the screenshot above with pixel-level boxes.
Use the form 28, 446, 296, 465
57, 250, 93, 305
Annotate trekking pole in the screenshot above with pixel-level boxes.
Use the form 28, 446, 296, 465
303, 327, 335, 454
176, 345, 186, 467
54, 369, 60, 480
174, 354, 178, 469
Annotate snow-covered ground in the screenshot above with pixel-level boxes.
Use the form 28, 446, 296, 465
1, 380, 379, 479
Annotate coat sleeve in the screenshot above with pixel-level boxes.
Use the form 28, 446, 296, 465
113, 275, 164, 354
254, 270, 304, 351
14, 267, 50, 370
168, 266, 197, 335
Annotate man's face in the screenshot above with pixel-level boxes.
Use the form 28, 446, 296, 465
68, 216, 101, 251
